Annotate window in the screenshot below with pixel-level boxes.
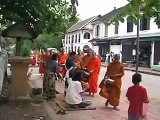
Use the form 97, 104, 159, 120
140, 16, 150, 31
95, 25, 100, 37
104, 24, 108, 36
75, 34, 77, 43
66, 36, 68, 44
115, 24, 119, 34
75, 46, 76, 52
78, 34, 81, 43
69, 36, 70, 44
83, 32, 90, 39
127, 17, 133, 32
158, 24, 160, 29
71, 35, 74, 43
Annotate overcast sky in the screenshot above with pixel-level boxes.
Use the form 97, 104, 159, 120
74, 0, 128, 20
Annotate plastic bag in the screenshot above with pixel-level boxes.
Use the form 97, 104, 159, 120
142, 103, 149, 119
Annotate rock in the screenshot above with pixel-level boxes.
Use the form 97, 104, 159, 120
23, 114, 29, 117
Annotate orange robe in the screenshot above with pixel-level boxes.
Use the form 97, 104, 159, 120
58, 53, 67, 64
86, 57, 100, 93
38, 53, 47, 74
74, 54, 84, 69
104, 60, 124, 106
58, 53, 67, 77
81, 55, 92, 68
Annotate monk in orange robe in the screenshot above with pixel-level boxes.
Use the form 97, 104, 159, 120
74, 49, 84, 69
102, 54, 124, 110
58, 48, 67, 77
38, 49, 47, 76
86, 50, 100, 97
81, 50, 92, 69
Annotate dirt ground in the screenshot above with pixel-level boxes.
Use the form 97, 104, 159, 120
0, 100, 50, 120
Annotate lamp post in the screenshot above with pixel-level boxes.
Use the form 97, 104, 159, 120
129, 0, 140, 73
136, 5, 140, 73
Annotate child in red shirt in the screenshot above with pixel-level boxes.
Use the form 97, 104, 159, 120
126, 73, 149, 120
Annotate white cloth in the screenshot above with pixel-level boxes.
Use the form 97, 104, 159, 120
65, 78, 83, 104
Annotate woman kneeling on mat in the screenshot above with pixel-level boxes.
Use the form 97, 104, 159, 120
65, 72, 91, 108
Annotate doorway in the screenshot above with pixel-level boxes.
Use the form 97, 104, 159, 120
139, 41, 151, 67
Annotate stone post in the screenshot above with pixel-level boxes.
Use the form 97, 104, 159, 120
9, 56, 30, 99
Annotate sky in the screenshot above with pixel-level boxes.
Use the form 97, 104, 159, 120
74, 0, 128, 20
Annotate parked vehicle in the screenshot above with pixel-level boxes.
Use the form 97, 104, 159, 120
47, 48, 58, 53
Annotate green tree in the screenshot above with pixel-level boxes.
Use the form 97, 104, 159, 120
31, 33, 62, 50
107, 0, 160, 25
0, 0, 79, 53
0, 0, 79, 35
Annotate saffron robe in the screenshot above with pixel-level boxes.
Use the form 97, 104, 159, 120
81, 55, 92, 68
58, 53, 67, 77
38, 53, 47, 74
58, 53, 67, 64
86, 57, 100, 93
104, 60, 124, 106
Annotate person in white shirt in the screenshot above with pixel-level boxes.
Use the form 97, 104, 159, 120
65, 72, 91, 108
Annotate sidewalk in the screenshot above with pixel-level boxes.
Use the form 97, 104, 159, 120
101, 63, 160, 76
2, 67, 160, 120
28, 71, 160, 120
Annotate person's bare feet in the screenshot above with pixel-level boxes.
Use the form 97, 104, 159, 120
105, 100, 109, 107
113, 106, 120, 111
91, 93, 95, 97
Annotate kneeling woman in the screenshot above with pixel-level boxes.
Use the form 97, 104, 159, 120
43, 53, 59, 100
65, 72, 91, 108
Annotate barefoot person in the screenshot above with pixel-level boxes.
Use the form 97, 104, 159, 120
65, 72, 91, 108
102, 54, 124, 110
126, 73, 149, 120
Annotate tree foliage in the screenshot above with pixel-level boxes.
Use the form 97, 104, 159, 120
107, 0, 160, 25
0, 0, 79, 35
0, 0, 79, 52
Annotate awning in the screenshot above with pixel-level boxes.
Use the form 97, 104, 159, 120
89, 32, 160, 44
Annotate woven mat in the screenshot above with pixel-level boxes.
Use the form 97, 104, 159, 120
48, 94, 96, 112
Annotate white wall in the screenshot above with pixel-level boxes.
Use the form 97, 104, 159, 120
64, 29, 93, 53
92, 17, 160, 39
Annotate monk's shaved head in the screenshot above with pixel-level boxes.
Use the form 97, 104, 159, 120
114, 54, 120, 61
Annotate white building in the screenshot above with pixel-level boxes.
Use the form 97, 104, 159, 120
63, 16, 99, 54
90, 5, 160, 67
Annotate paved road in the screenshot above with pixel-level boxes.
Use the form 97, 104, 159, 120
29, 66, 160, 120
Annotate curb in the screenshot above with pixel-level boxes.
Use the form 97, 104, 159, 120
101, 64, 160, 76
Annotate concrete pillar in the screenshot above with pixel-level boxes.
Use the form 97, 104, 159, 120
150, 41, 154, 66
9, 57, 30, 99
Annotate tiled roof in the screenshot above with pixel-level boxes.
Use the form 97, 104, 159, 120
67, 16, 97, 33
93, 4, 129, 22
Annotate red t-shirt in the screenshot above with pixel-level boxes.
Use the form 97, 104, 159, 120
126, 85, 148, 117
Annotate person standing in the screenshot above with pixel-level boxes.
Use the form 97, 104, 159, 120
43, 53, 59, 100
103, 54, 124, 110
74, 49, 84, 69
31, 56, 36, 66
80, 49, 92, 69
38, 49, 47, 76
105, 52, 109, 64
86, 50, 100, 97
58, 48, 68, 78
126, 73, 149, 120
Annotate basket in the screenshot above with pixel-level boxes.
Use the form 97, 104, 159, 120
105, 78, 115, 86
